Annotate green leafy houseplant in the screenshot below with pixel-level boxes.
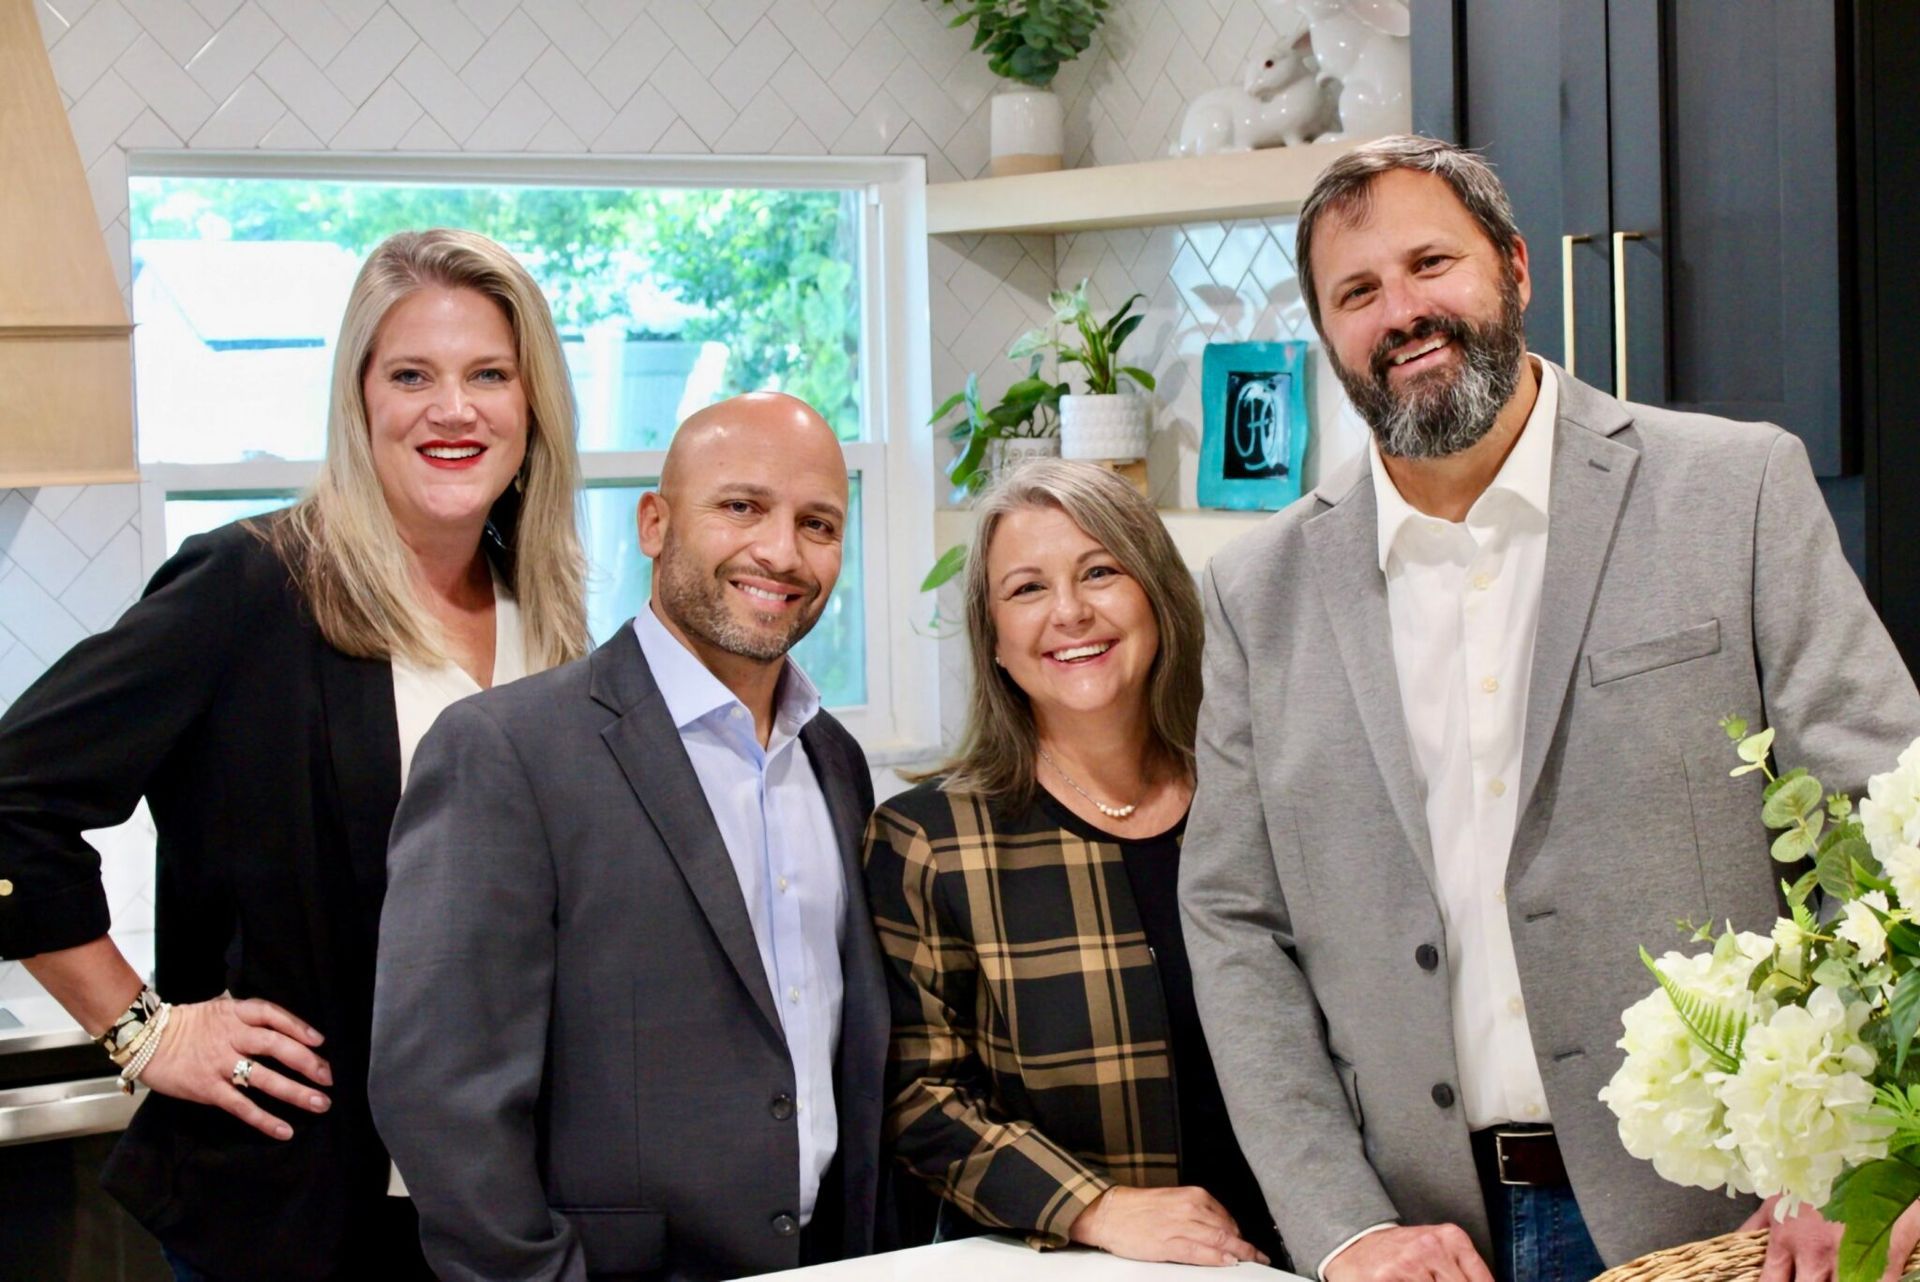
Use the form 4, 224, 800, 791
1014, 280, 1157, 397
933, 0, 1112, 88
921, 352, 1069, 593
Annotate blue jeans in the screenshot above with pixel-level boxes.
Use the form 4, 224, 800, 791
1484, 1180, 1608, 1282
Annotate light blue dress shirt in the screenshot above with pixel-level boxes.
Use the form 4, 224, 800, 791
633, 605, 847, 1225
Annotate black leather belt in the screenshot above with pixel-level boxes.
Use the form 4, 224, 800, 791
1470, 1125, 1569, 1188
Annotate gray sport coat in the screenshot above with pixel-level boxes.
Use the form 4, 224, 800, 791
1180, 365, 1920, 1270
370, 623, 887, 1281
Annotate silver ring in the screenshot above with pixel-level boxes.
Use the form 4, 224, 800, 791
231, 1057, 254, 1089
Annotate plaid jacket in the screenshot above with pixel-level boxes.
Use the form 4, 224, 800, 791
862, 780, 1181, 1245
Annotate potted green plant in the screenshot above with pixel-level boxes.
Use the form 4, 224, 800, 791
1012, 279, 1157, 461
933, 0, 1112, 175
921, 351, 1069, 592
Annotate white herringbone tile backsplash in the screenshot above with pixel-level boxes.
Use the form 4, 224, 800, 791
1, 0, 1363, 1000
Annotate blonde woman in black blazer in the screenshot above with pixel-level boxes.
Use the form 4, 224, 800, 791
0, 230, 587, 1282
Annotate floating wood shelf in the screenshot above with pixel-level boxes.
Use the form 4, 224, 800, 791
935, 505, 1268, 574
925, 139, 1368, 236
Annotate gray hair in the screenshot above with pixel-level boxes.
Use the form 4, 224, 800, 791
1295, 135, 1522, 332
921, 460, 1204, 805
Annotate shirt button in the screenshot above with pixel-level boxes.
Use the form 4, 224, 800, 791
1488, 778, 1507, 797
0, 879, 12, 897
730, 706, 745, 719
778, 876, 789, 893
1481, 675, 1499, 694
787, 987, 800, 1003
1471, 573, 1492, 590
1495, 888, 1507, 904
1508, 996, 1524, 1016
1523, 1103, 1543, 1119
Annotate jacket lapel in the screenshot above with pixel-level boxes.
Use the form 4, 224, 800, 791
591, 627, 786, 1042
1302, 465, 1439, 894
1510, 370, 1639, 876
316, 643, 401, 952
800, 724, 864, 912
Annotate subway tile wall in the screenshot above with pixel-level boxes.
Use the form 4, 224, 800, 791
3, 0, 1357, 999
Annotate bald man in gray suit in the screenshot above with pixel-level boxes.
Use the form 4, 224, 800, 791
371, 394, 888, 1282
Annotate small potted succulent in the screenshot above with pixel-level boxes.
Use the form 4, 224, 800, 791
1013, 280, 1157, 462
933, 0, 1112, 175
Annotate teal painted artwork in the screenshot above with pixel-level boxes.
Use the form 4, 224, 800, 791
1198, 340, 1310, 511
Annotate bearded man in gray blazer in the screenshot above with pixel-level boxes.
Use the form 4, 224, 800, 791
1181, 135, 1920, 1282
371, 393, 887, 1281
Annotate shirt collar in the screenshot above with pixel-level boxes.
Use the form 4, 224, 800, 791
632, 602, 822, 737
1370, 355, 1559, 571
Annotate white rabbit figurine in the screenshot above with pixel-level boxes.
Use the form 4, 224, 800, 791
1175, 36, 1335, 157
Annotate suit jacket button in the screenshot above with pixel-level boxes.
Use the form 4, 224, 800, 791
1415, 944, 1439, 971
771, 1213, 799, 1237
770, 1093, 795, 1121
1431, 1083, 1456, 1109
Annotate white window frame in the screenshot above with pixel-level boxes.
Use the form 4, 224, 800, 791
128, 150, 938, 758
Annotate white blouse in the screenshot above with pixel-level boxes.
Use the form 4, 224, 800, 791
385, 575, 528, 1196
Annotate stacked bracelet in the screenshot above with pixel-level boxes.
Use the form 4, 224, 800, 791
117, 1002, 170, 1095
97, 985, 163, 1067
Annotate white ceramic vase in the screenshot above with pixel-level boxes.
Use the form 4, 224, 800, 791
989, 89, 1064, 176
1059, 394, 1150, 461
990, 435, 1062, 472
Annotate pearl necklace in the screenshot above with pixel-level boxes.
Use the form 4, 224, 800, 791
1038, 747, 1138, 819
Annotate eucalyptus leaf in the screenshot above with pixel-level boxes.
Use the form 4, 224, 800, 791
1763, 773, 1825, 827
1738, 727, 1778, 765
1776, 824, 1819, 866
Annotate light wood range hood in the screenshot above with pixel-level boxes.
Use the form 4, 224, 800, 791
0, 0, 137, 487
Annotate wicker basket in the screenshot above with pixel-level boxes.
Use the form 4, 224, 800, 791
1595, 1228, 1920, 1281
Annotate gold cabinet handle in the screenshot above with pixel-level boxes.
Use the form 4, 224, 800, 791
1612, 231, 1646, 400
1561, 234, 1593, 379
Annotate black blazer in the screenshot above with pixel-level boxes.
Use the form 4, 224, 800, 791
370, 624, 890, 1281
0, 521, 409, 1280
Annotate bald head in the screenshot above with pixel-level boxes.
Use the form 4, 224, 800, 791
659, 391, 844, 501
638, 391, 848, 672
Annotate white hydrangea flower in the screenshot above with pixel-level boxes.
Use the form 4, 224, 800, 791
1836, 891, 1892, 966
1599, 941, 1772, 1194
1716, 985, 1887, 1212
1886, 843, 1920, 914
1862, 738, 1920, 862
1770, 917, 1808, 979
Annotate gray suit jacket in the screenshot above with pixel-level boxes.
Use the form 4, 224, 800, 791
1180, 365, 1920, 1270
370, 624, 888, 1282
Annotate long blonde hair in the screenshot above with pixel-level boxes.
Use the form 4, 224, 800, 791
928, 460, 1205, 805
261, 229, 588, 669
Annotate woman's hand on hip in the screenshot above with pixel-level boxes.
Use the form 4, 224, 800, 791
140, 996, 332, 1140
1067, 1184, 1271, 1267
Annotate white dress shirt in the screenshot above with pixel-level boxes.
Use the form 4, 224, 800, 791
388, 574, 528, 1196
1372, 356, 1558, 1130
1319, 358, 1559, 1279
634, 603, 846, 1227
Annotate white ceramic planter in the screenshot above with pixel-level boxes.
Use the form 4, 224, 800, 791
1059, 394, 1150, 461
989, 89, 1064, 177
989, 435, 1062, 472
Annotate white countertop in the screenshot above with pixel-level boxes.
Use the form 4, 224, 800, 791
773, 1237, 1307, 1281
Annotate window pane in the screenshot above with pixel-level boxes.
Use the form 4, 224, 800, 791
163, 495, 294, 557
580, 477, 866, 709
128, 178, 866, 464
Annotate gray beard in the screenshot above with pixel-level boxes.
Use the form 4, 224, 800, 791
654, 540, 819, 663
1335, 278, 1528, 460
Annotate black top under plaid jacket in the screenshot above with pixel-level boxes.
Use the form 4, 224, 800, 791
862, 780, 1182, 1245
